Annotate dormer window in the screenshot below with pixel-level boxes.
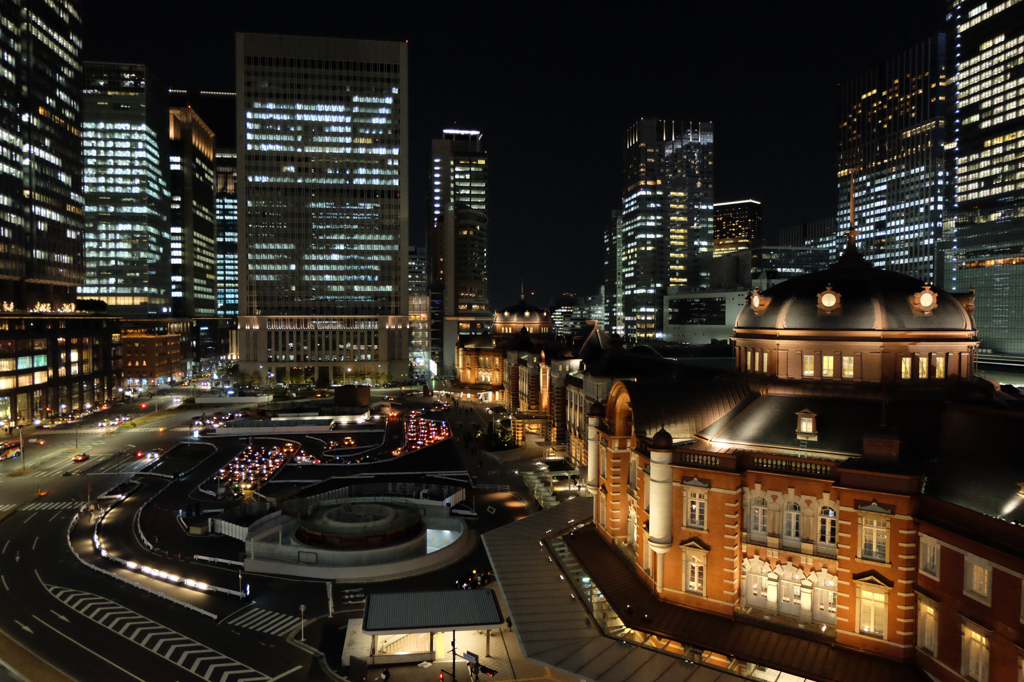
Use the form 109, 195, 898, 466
796, 409, 818, 440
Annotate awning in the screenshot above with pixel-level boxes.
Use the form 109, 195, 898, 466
362, 590, 504, 635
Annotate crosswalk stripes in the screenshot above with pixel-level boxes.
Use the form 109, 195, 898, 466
46, 583, 270, 682
20, 501, 82, 511
0, 503, 15, 512
224, 608, 301, 637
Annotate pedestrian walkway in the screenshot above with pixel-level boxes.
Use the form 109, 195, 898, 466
45, 583, 270, 682
0, 503, 15, 512
224, 607, 300, 637
20, 501, 82, 511
19, 497, 81, 507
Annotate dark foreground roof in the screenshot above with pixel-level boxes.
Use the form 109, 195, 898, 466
564, 525, 928, 682
363, 590, 504, 634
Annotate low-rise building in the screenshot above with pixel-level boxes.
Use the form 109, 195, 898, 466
122, 334, 182, 387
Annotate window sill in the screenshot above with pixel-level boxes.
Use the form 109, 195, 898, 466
962, 589, 992, 607
857, 557, 891, 568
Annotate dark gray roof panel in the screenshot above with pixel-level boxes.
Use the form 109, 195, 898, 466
363, 590, 504, 634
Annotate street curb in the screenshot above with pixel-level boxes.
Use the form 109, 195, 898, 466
0, 509, 14, 525
285, 614, 347, 682
0, 627, 76, 682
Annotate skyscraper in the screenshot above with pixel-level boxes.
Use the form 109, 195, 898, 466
618, 119, 713, 342
0, 0, 84, 310
713, 200, 762, 257
80, 62, 172, 316
426, 129, 490, 377
236, 34, 409, 384
168, 106, 217, 317
215, 151, 238, 318
944, 1, 1024, 354
838, 35, 947, 283
602, 210, 624, 335
407, 245, 429, 378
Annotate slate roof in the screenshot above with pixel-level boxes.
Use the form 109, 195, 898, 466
363, 590, 504, 634
734, 260, 973, 332
619, 379, 751, 441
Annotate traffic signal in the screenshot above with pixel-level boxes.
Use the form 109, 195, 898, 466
141, 403, 147, 409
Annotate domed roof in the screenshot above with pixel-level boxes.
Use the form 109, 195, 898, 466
735, 243, 974, 333
651, 428, 673, 449
496, 299, 548, 322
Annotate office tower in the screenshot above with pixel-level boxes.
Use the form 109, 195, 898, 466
778, 217, 840, 253
426, 129, 489, 377
236, 34, 409, 384
168, 107, 217, 317
81, 62, 172, 316
408, 245, 429, 378
945, 1, 1024, 354
0, 0, 84, 310
619, 119, 713, 342
713, 200, 762, 257
215, 152, 238, 317
603, 211, 623, 334
431, 129, 487, 218
838, 35, 947, 283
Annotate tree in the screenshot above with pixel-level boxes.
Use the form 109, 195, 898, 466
249, 370, 262, 386
290, 369, 305, 386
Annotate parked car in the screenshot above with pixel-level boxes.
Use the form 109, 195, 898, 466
72, 454, 89, 462
455, 569, 494, 590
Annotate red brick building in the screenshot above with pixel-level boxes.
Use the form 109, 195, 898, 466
122, 334, 182, 386
570, 241, 1024, 680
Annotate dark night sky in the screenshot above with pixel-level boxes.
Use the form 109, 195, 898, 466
84, 1, 946, 309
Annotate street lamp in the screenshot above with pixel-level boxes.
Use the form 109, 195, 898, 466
299, 604, 306, 641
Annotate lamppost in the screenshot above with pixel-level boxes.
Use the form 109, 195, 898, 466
18, 424, 25, 472
299, 604, 306, 641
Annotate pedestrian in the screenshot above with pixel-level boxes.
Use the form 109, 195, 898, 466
506, 616, 512, 632
381, 668, 390, 682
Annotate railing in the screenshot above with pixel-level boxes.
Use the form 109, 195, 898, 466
673, 452, 722, 469
742, 453, 837, 479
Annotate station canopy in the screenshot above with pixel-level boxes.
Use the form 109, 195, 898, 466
362, 590, 504, 635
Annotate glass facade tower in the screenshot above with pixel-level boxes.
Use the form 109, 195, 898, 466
215, 151, 238, 317
838, 35, 948, 283
168, 106, 217, 317
619, 119, 713, 342
80, 62, 171, 316
713, 200, 762, 257
0, 0, 84, 310
944, 0, 1024, 354
236, 33, 409, 384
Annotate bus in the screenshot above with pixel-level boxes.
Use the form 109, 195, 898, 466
0, 441, 21, 461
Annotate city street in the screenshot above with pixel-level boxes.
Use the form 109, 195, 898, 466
0, 391, 573, 682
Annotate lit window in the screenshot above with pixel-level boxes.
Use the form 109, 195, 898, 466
687, 488, 707, 530
935, 355, 946, 379
822, 355, 834, 378
754, 352, 761, 372
861, 515, 889, 563
918, 600, 938, 655
842, 355, 854, 378
803, 354, 814, 377
961, 624, 989, 681
858, 586, 887, 638
964, 556, 991, 604
746, 349, 751, 370
919, 356, 928, 379
686, 551, 705, 596
799, 417, 813, 433
901, 357, 912, 379
920, 534, 940, 579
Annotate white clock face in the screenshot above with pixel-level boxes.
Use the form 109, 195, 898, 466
821, 292, 837, 308
920, 292, 934, 308
752, 295, 760, 308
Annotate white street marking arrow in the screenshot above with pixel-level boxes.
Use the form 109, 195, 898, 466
15, 620, 32, 634
50, 610, 69, 623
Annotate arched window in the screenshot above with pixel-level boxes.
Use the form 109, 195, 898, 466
750, 497, 768, 536
783, 502, 801, 549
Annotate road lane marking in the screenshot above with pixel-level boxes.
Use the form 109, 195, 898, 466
31, 616, 147, 682
45, 583, 269, 682
266, 666, 302, 682
1, 575, 7, 590
22, 512, 36, 523
48, 510, 60, 521
31, 537, 37, 550
2, 540, 7, 554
